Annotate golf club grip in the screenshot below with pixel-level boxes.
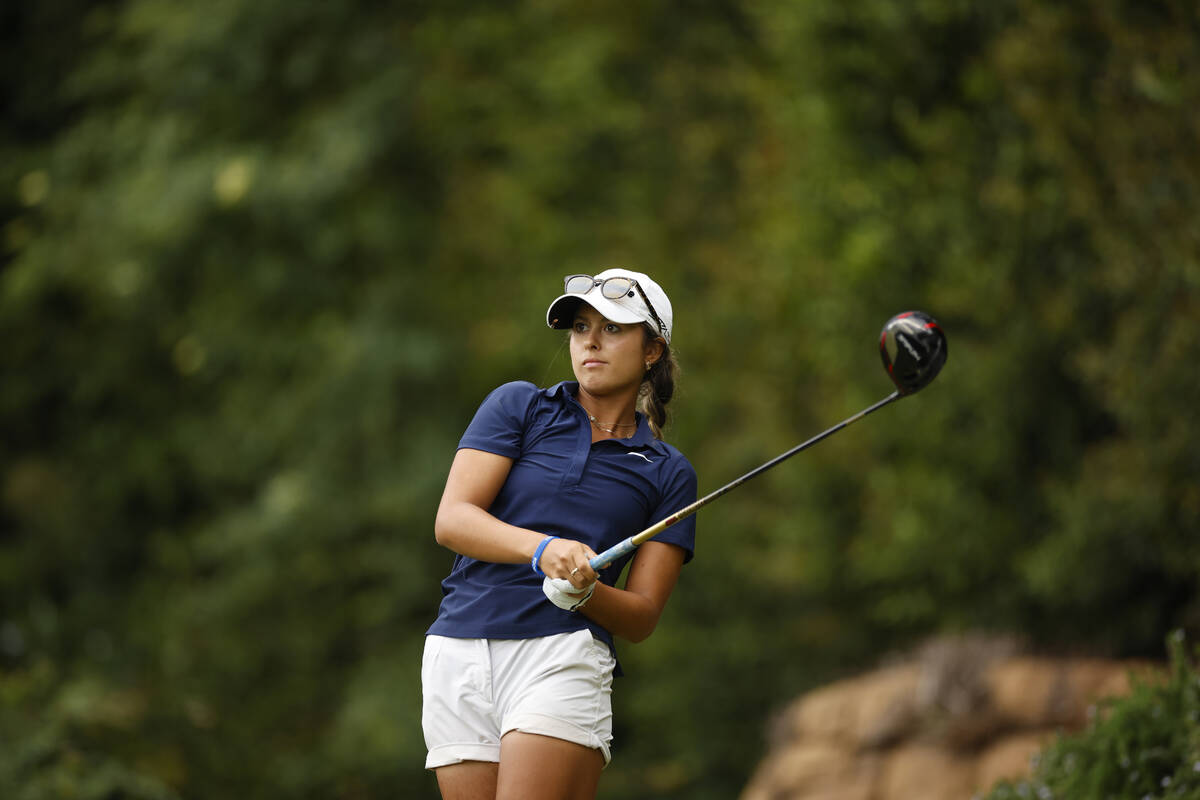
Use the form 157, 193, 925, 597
589, 500, 705, 570
588, 390, 901, 571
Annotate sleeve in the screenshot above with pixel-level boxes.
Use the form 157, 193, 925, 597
647, 456, 698, 564
456, 381, 539, 459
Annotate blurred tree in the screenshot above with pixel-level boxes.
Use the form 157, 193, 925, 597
779, 0, 1200, 656
1, 0, 1197, 798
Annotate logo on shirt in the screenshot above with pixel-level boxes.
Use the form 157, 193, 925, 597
626, 452, 654, 464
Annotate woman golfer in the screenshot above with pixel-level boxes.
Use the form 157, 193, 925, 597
423, 269, 697, 800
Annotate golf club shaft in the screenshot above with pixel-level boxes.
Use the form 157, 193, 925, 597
589, 390, 902, 570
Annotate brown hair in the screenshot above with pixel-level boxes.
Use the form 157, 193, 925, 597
639, 327, 679, 440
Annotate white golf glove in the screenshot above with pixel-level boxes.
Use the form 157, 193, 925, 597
542, 576, 595, 611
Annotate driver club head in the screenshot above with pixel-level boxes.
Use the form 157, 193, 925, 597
880, 311, 947, 396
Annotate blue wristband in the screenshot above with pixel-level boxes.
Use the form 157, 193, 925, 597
531, 536, 559, 575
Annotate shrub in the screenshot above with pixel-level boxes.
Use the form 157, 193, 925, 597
983, 631, 1200, 800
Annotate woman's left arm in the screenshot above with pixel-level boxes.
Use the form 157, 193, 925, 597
579, 541, 686, 643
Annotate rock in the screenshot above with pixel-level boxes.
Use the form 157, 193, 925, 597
741, 636, 1152, 800
741, 743, 876, 800
852, 665, 923, 749
879, 743, 976, 800
975, 732, 1054, 789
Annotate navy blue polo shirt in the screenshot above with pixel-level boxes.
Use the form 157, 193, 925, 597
427, 380, 697, 662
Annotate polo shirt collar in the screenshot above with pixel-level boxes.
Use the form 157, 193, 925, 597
548, 381, 667, 453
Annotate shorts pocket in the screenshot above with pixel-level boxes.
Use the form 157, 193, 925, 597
421, 635, 446, 688
582, 633, 616, 676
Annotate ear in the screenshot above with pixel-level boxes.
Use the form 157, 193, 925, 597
643, 337, 665, 366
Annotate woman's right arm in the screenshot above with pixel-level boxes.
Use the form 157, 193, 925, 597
434, 448, 595, 576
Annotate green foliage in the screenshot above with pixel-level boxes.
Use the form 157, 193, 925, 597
2, 0, 1198, 798
0, 659, 181, 800
984, 632, 1200, 800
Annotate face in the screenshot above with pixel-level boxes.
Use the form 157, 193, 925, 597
569, 305, 663, 397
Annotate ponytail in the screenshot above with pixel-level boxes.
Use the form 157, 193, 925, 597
639, 331, 679, 440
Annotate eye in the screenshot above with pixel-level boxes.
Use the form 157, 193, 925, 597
572, 320, 588, 332
604, 323, 621, 333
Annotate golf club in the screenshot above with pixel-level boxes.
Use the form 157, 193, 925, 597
588, 310, 948, 570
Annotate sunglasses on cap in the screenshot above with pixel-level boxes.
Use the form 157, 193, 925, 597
563, 274, 668, 340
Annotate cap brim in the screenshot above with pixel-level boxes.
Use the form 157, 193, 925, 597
545, 294, 646, 329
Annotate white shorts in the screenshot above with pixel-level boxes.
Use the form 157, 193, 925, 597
421, 630, 616, 769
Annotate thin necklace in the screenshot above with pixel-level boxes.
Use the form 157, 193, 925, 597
587, 414, 637, 434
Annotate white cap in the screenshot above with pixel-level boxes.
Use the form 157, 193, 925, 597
545, 268, 674, 343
